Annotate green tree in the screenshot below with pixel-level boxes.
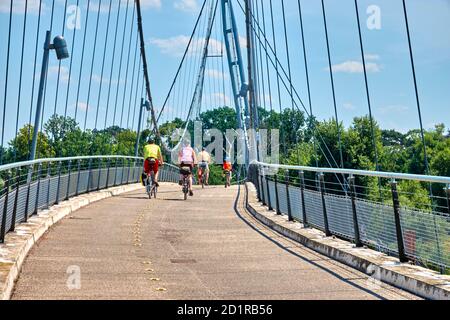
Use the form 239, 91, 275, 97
9, 125, 54, 161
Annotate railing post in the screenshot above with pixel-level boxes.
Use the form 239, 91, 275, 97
390, 179, 408, 263
45, 162, 52, 209
120, 158, 125, 185
285, 170, 293, 222
24, 165, 33, 222
105, 158, 111, 189
97, 158, 102, 191
55, 161, 62, 204
274, 174, 281, 215
348, 175, 362, 247
299, 171, 308, 227
114, 158, 119, 186
86, 158, 93, 193
260, 168, 267, 205
75, 159, 82, 196
33, 163, 43, 216
10, 168, 21, 232
127, 159, 132, 184
265, 171, 272, 210
1, 171, 11, 242
318, 173, 332, 237
65, 160, 72, 200
445, 185, 450, 214
254, 165, 261, 202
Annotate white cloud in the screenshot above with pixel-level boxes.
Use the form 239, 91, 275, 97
48, 66, 70, 83
150, 36, 224, 57
140, 0, 162, 10
343, 102, 356, 111
364, 54, 380, 61
174, 0, 199, 12
208, 93, 231, 106
329, 61, 381, 73
376, 105, 409, 115
69, 102, 89, 112
239, 36, 248, 49
206, 69, 228, 80
0, 0, 42, 14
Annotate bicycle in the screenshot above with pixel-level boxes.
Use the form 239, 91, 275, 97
144, 158, 158, 199
198, 162, 208, 189
180, 165, 192, 200
224, 170, 231, 188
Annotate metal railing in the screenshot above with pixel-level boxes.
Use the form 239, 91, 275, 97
249, 162, 450, 273
0, 156, 180, 243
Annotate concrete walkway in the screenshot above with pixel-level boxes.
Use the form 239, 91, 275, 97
12, 183, 420, 300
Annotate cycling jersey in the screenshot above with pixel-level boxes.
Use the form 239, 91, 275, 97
179, 146, 195, 163
143, 144, 161, 160
223, 162, 232, 172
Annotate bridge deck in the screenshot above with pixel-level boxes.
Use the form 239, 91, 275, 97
12, 184, 419, 300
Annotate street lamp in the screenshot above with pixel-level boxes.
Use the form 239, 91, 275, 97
135, 98, 151, 157
29, 31, 69, 161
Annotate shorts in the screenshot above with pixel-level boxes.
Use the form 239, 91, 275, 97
180, 162, 193, 176
144, 158, 159, 174
198, 162, 209, 172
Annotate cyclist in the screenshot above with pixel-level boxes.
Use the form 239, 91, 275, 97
143, 137, 164, 187
197, 147, 211, 186
223, 156, 232, 187
178, 140, 197, 196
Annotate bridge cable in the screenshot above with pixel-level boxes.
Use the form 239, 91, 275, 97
297, 0, 319, 167
84, 0, 103, 131
13, 0, 29, 162
321, 0, 345, 170
131, 56, 143, 131
267, 0, 286, 159
281, 0, 300, 164
63, 0, 81, 133
52, 0, 69, 120
126, 33, 140, 129
120, 2, 137, 128
112, 0, 130, 127
94, 0, 114, 130
38, 0, 56, 146
0, 0, 14, 165
104, 0, 123, 129
259, 0, 273, 113
402, 0, 431, 179
74, 0, 91, 123
27, 0, 44, 158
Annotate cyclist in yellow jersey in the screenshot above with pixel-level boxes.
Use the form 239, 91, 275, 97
143, 138, 164, 187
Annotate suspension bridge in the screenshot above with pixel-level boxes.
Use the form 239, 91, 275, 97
0, 0, 449, 300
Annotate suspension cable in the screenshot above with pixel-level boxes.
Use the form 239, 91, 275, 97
94, 0, 113, 130
0, 0, 14, 164
321, 0, 344, 170
402, 0, 430, 177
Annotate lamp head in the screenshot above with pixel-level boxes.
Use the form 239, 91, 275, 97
53, 35, 69, 60
143, 100, 151, 112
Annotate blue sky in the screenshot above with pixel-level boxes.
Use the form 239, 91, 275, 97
0, 0, 450, 146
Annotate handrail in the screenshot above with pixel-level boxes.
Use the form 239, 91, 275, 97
0, 156, 143, 172
254, 161, 450, 185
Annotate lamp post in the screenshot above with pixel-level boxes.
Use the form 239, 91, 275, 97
30, 31, 69, 161
134, 98, 151, 157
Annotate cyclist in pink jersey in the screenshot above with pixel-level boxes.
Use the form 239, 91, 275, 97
178, 140, 197, 196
